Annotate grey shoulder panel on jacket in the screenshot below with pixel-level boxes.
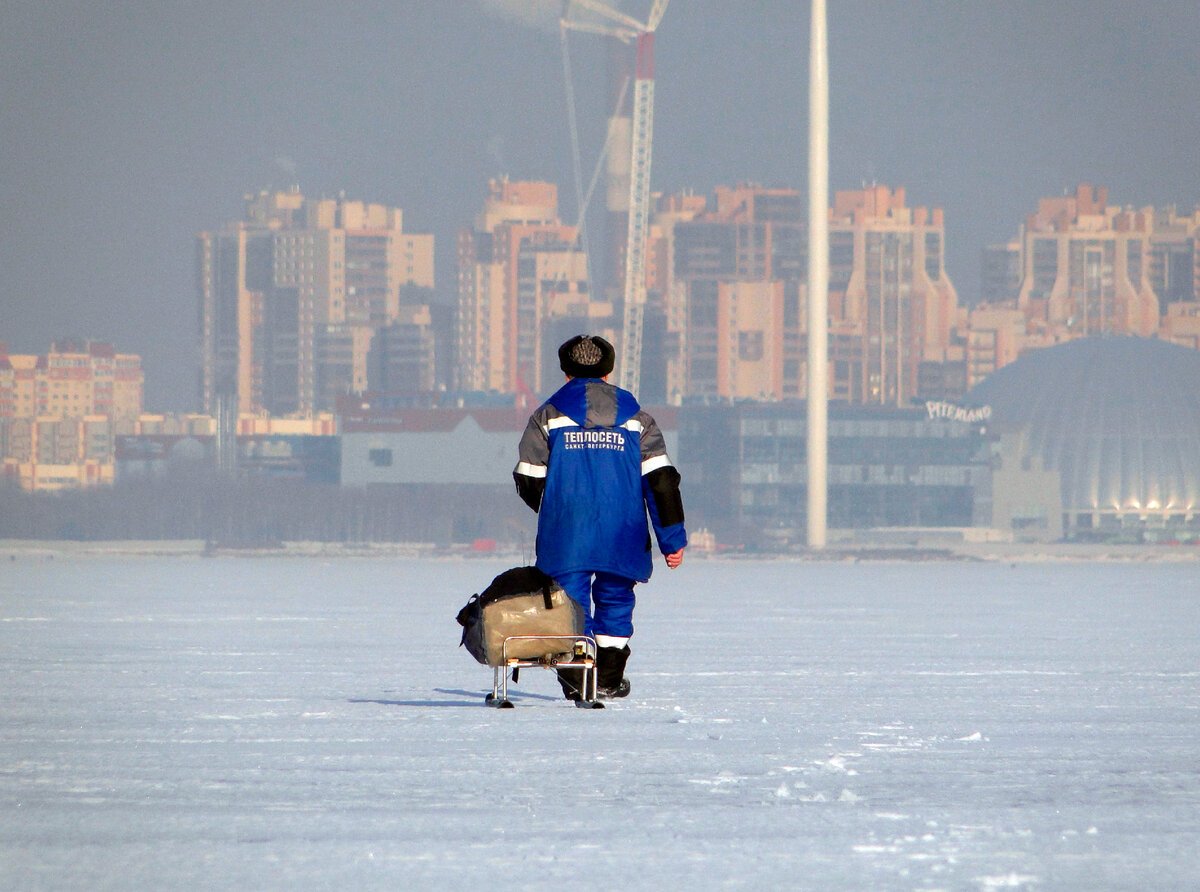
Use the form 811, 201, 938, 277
633, 409, 668, 459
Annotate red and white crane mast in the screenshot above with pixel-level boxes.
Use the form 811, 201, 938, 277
617, 26, 655, 393
562, 0, 669, 394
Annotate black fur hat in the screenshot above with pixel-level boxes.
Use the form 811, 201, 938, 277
559, 335, 615, 379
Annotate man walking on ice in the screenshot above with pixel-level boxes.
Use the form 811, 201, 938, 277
514, 335, 687, 702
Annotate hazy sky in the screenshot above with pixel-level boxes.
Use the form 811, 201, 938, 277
3, 1, 1198, 410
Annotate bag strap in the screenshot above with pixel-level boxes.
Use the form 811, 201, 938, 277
541, 578, 554, 610
455, 593, 480, 629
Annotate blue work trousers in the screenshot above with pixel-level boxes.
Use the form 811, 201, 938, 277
555, 570, 637, 642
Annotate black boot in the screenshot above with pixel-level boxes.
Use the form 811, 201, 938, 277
556, 666, 585, 701
596, 645, 631, 699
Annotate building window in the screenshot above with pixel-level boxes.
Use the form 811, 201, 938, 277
689, 280, 719, 327
738, 330, 764, 361
1031, 238, 1058, 300
925, 232, 941, 280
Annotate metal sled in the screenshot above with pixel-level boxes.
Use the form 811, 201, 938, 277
485, 635, 603, 709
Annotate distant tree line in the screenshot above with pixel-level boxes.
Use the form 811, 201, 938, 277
0, 474, 534, 547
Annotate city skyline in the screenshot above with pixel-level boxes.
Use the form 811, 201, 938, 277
15, 176, 1196, 425
4, 1, 1200, 411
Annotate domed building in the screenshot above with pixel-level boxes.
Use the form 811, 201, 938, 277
967, 336, 1200, 536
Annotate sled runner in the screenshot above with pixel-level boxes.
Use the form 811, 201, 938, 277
457, 566, 603, 708
485, 635, 601, 709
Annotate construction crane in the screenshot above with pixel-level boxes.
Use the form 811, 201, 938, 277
561, 0, 669, 394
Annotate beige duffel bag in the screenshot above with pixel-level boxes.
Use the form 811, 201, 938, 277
456, 566, 585, 666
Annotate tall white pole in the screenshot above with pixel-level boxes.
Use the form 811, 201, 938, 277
806, 0, 829, 549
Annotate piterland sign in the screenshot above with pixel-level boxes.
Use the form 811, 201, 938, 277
925, 401, 991, 423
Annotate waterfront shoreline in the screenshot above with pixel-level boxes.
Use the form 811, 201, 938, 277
3, 538, 1197, 563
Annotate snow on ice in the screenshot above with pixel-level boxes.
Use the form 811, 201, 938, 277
2, 553, 1199, 890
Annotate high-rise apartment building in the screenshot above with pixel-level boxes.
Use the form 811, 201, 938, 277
1147, 206, 1200, 351
643, 190, 708, 403
198, 189, 434, 416
828, 186, 961, 406
664, 184, 960, 406
1015, 184, 1159, 341
980, 241, 1022, 309
0, 340, 143, 420
456, 180, 599, 395
0, 340, 143, 491
970, 184, 1200, 385
667, 185, 805, 403
369, 293, 455, 396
